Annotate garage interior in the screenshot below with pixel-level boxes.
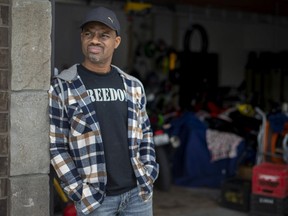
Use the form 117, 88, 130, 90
52, 0, 288, 215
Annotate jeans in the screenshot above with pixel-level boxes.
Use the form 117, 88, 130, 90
76, 187, 153, 216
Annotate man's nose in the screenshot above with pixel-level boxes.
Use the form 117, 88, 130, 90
90, 32, 100, 41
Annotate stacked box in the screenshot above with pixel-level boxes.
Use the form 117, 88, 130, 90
252, 162, 288, 198
250, 194, 288, 216
220, 178, 251, 212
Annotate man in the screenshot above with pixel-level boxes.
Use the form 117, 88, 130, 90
49, 6, 159, 216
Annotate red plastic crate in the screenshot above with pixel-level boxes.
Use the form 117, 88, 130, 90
252, 162, 288, 198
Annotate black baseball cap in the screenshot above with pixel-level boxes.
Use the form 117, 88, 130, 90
80, 6, 120, 35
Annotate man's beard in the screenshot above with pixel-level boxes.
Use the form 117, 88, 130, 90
88, 53, 101, 63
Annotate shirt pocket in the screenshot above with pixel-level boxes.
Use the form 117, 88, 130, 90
68, 104, 92, 136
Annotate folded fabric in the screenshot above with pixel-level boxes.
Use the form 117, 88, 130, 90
206, 129, 243, 162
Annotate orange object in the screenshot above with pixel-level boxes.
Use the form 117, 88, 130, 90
263, 121, 287, 164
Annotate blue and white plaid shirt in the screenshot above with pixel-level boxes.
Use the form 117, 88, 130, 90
49, 64, 159, 215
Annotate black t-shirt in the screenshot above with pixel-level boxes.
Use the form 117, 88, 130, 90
77, 64, 137, 195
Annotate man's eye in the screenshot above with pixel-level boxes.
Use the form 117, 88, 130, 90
101, 33, 110, 38
84, 32, 92, 37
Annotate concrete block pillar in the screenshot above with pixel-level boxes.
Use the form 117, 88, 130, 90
6, 0, 52, 215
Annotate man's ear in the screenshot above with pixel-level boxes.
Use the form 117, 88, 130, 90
115, 36, 121, 49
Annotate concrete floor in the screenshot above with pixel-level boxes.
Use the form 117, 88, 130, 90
153, 185, 248, 216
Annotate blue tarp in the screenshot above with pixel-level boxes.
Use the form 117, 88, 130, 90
169, 112, 245, 188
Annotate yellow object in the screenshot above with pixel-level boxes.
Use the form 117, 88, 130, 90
169, 52, 177, 71
124, 2, 152, 13
53, 178, 69, 203
237, 104, 254, 117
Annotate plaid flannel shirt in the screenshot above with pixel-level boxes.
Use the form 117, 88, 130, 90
49, 64, 159, 215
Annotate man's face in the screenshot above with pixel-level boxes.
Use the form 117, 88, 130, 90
81, 21, 121, 66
